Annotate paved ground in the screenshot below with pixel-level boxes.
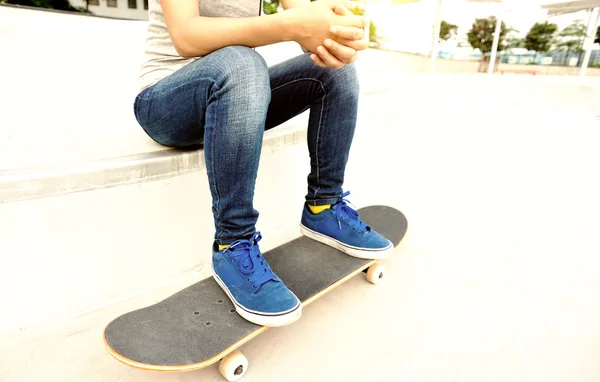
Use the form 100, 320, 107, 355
2, 77, 600, 381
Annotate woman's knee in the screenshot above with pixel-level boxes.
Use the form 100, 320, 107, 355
217, 47, 269, 86
217, 46, 267, 71
213, 46, 271, 109
327, 63, 360, 100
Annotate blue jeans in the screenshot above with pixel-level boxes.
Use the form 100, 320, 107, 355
134, 46, 359, 245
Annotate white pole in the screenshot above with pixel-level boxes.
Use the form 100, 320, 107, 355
430, 0, 443, 73
488, 7, 503, 75
580, 7, 600, 77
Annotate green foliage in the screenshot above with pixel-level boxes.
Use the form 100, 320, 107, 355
342, 1, 380, 46
596, 26, 600, 44
262, 0, 380, 46
524, 21, 558, 53
551, 20, 588, 66
369, 19, 379, 45
3, 0, 83, 11
557, 20, 587, 54
439, 20, 458, 41
505, 35, 525, 50
467, 16, 509, 54
263, 0, 280, 15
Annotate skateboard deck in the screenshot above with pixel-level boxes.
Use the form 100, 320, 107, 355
104, 205, 407, 380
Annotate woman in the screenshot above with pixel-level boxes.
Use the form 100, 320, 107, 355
134, 0, 392, 327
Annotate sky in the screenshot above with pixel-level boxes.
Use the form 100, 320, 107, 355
370, 0, 594, 38
441, 0, 591, 36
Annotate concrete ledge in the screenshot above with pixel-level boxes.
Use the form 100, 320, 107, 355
0, 3, 139, 20
0, 5, 316, 204
0, 124, 307, 204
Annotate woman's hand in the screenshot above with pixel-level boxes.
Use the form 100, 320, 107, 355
311, 4, 368, 68
288, 1, 368, 69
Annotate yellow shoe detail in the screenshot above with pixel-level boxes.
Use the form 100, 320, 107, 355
309, 204, 331, 214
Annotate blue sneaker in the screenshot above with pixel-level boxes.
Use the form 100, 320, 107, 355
211, 232, 302, 327
300, 192, 393, 259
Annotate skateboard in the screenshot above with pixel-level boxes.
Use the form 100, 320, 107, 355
104, 205, 408, 381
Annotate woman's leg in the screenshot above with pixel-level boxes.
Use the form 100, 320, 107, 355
134, 46, 271, 245
265, 53, 393, 259
265, 53, 360, 206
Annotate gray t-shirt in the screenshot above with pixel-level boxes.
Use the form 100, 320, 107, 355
138, 0, 261, 93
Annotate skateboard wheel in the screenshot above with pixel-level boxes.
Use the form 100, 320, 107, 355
366, 264, 385, 284
219, 350, 248, 381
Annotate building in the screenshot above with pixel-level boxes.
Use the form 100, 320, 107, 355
70, 0, 149, 20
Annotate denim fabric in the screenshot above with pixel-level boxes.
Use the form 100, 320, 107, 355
134, 46, 359, 244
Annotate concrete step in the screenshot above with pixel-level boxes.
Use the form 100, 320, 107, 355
0, 135, 312, 337
3, 83, 600, 381
0, 5, 310, 336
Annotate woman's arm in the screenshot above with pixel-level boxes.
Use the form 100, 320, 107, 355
281, 0, 311, 9
162, 0, 366, 58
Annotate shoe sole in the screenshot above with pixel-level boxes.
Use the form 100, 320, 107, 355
211, 266, 302, 327
300, 224, 393, 260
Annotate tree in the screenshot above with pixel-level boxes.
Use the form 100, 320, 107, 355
3, 0, 83, 12
263, 0, 280, 15
467, 16, 509, 53
525, 21, 558, 53
439, 20, 458, 41
345, 2, 380, 46
505, 35, 525, 50
595, 25, 600, 44
557, 20, 587, 65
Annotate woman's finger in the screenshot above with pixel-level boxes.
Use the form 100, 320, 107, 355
315, 45, 345, 69
323, 39, 357, 64
310, 53, 328, 68
331, 36, 368, 52
329, 25, 365, 41
334, 4, 353, 16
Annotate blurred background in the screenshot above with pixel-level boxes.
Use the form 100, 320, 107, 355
3, 0, 598, 74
